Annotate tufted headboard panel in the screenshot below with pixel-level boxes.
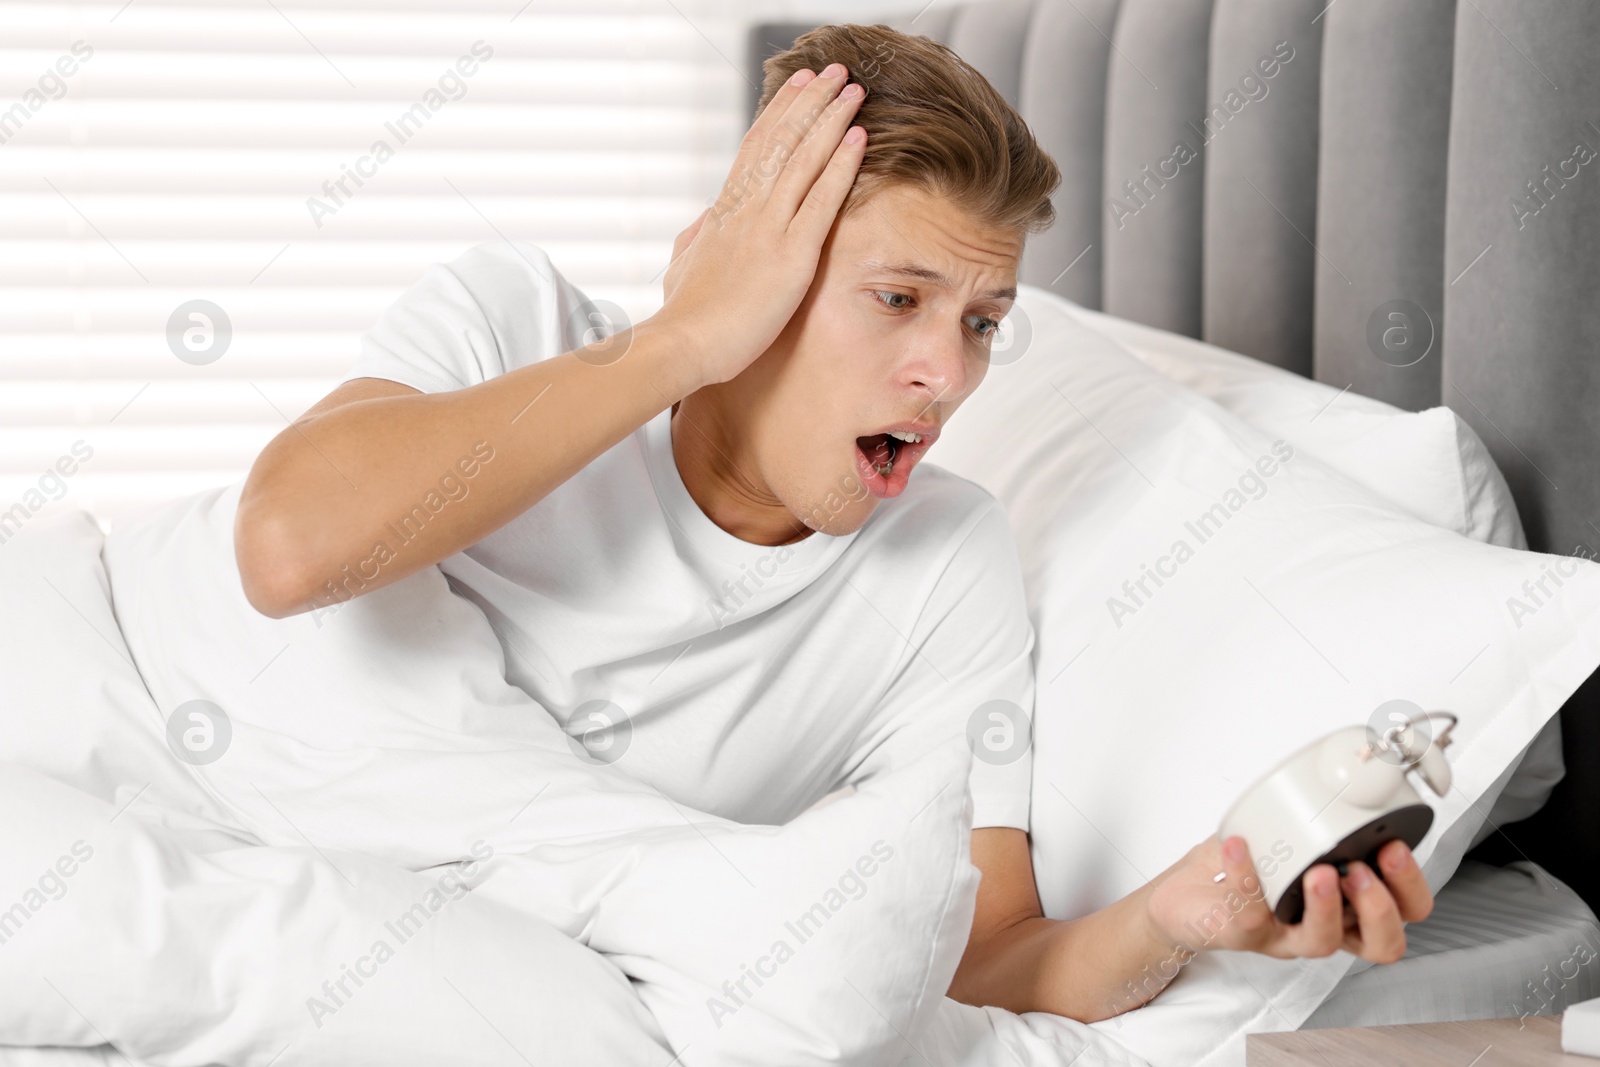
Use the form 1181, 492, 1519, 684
749, 1, 1600, 908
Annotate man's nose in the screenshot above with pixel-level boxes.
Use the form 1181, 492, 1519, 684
903, 319, 972, 404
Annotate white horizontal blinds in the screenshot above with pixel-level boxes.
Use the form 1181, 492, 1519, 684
0, 0, 748, 532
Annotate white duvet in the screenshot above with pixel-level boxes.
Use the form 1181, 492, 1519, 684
0, 495, 1146, 1067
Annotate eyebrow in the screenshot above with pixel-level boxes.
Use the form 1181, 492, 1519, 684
858, 258, 1017, 302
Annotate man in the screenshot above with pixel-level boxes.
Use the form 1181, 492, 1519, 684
234, 23, 1432, 1024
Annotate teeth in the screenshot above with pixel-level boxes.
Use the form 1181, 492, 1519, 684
866, 432, 916, 480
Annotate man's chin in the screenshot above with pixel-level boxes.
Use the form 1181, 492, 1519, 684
818, 512, 870, 537
777, 492, 876, 543
791, 496, 876, 538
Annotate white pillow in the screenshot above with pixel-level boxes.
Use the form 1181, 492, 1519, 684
468, 740, 980, 1067
931, 286, 1600, 1067
1065, 303, 1527, 549
1045, 302, 1560, 853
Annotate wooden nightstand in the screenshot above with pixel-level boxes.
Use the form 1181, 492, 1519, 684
1247, 1016, 1595, 1065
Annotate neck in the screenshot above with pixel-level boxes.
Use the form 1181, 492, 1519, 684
670, 394, 813, 548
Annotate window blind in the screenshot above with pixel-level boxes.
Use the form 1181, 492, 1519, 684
0, 0, 750, 533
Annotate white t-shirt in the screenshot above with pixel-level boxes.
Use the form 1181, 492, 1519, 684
341, 242, 1035, 831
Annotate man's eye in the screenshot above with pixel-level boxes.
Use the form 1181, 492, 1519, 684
873, 290, 1001, 339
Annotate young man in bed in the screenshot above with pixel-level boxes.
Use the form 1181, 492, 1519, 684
234, 24, 1432, 1023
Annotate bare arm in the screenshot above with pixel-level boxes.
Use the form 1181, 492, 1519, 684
233, 329, 699, 617
949, 828, 1174, 1020
951, 827, 1434, 1021
235, 62, 870, 617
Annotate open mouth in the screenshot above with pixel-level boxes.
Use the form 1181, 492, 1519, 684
854, 427, 937, 499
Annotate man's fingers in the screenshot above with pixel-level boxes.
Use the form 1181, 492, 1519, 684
771, 78, 866, 220
766, 62, 852, 160
1341, 860, 1407, 963
716, 67, 819, 218
787, 123, 866, 245
737, 64, 843, 183
1218, 836, 1262, 900
738, 66, 817, 159
716, 65, 854, 224
1376, 840, 1433, 922
1283, 864, 1343, 958
1218, 835, 1275, 943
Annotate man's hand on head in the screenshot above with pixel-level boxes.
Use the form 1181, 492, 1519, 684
651, 63, 868, 391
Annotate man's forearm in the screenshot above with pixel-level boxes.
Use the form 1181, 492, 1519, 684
949, 872, 1189, 1022
235, 316, 699, 617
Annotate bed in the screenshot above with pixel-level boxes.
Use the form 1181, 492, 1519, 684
1303, 859, 1600, 1029
1, 3, 1597, 1067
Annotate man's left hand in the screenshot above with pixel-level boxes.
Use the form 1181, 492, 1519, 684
1146, 834, 1435, 965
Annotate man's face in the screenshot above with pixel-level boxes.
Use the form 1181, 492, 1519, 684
684, 182, 1023, 541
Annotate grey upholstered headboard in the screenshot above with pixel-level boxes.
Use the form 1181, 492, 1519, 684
749, 1, 1600, 908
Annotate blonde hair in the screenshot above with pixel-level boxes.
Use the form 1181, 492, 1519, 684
756, 22, 1061, 237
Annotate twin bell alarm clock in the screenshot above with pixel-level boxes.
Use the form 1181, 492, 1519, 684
1219, 703, 1458, 923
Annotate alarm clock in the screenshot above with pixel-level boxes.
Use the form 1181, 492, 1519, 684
1219, 709, 1457, 923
